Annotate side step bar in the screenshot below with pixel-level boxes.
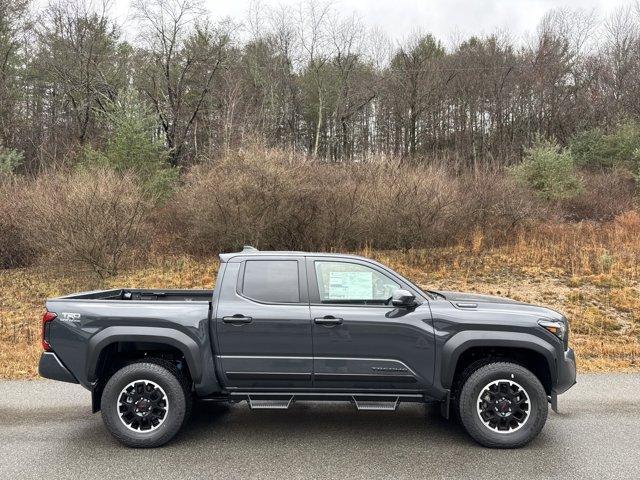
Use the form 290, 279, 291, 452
247, 395, 294, 410
235, 393, 420, 411
352, 396, 399, 411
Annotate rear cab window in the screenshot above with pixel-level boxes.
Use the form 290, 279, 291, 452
241, 259, 300, 303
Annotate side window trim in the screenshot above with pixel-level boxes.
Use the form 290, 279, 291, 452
307, 257, 405, 306
236, 257, 309, 305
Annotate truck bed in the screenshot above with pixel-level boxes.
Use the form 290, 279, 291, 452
56, 288, 214, 302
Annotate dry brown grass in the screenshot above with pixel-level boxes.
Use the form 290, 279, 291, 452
1, 214, 639, 379
369, 212, 640, 372
0, 257, 219, 379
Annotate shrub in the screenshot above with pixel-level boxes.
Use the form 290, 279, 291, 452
456, 172, 543, 240
80, 90, 177, 201
358, 161, 459, 249
570, 128, 612, 170
511, 139, 583, 201
161, 146, 538, 255
571, 122, 640, 173
0, 147, 24, 174
560, 170, 636, 221
607, 122, 640, 170
22, 168, 152, 277
162, 147, 326, 254
0, 177, 34, 268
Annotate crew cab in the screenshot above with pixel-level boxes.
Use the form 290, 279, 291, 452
39, 247, 576, 448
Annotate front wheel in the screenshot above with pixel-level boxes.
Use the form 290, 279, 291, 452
101, 360, 192, 448
458, 362, 548, 448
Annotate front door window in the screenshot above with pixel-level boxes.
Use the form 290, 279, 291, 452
315, 261, 400, 305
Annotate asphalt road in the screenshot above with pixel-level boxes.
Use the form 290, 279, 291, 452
1, 374, 639, 480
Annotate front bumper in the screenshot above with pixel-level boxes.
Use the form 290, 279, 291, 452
38, 352, 78, 384
554, 347, 577, 395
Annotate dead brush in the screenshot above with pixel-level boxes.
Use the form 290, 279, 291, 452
21, 168, 152, 278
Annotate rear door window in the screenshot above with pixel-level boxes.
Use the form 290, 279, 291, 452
242, 260, 300, 303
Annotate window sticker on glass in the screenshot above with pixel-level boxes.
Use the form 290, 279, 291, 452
328, 271, 373, 300
316, 261, 400, 303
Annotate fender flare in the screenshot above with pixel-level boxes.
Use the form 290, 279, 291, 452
438, 330, 557, 390
86, 326, 203, 384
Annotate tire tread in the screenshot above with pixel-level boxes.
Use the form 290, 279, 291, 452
458, 361, 548, 448
101, 359, 192, 448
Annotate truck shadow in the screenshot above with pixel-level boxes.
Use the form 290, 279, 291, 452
178, 400, 474, 448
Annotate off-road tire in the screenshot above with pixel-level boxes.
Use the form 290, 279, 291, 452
450, 357, 496, 424
101, 360, 192, 448
458, 361, 548, 448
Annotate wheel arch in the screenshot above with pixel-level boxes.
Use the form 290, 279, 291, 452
440, 331, 557, 395
87, 326, 203, 386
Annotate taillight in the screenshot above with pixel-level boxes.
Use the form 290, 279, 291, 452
41, 310, 57, 351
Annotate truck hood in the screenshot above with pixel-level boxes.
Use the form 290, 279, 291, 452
436, 291, 525, 305
433, 290, 565, 321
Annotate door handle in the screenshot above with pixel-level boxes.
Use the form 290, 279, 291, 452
314, 316, 343, 326
222, 315, 253, 325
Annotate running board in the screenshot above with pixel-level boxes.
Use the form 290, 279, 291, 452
247, 395, 294, 410
352, 396, 399, 411
231, 392, 422, 411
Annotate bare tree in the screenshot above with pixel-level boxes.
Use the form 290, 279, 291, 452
387, 33, 449, 157
0, 0, 30, 148
297, 0, 332, 156
604, 4, 640, 115
3, 0, 640, 169
28, 0, 127, 171
133, 0, 230, 165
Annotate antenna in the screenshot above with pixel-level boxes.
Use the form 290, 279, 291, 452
242, 245, 258, 252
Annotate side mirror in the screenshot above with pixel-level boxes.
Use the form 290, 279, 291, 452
391, 289, 416, 308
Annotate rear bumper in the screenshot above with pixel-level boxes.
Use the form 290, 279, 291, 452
38, 352, 78, 384
554, 347, 577, 395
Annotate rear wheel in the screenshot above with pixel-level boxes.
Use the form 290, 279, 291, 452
457, 361, 548, 448
101, 360, 192, 448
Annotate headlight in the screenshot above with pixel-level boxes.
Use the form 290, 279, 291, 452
538, 319, 567, 344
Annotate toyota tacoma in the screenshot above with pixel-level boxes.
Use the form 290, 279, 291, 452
39, 247, 576, 448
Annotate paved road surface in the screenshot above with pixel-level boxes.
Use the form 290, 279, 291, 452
1, 374, 639, 479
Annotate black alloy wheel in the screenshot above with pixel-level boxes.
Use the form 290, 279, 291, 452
118, 379, 169, 432
476, 379, 530, 433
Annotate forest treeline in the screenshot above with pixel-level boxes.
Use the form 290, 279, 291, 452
1, 0, 640, 170
2, 0, 640, 275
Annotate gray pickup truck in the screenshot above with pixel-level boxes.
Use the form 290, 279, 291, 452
39, 247, 576, 448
